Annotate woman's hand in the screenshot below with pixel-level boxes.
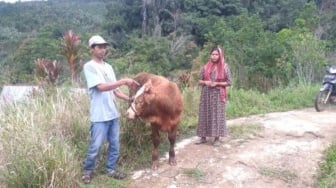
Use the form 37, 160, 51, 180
199, 80, 217, 87
209, 81, 217, 87
204, 81, 216, 87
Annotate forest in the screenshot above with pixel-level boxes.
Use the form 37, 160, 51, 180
0, 0, 335, 92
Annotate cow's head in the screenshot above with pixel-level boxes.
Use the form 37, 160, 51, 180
126, 80, 155, 119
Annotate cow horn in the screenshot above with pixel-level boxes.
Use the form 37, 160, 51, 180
133, 80, 140, 86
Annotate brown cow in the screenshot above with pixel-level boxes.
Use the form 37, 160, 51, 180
126, 72, 183, 170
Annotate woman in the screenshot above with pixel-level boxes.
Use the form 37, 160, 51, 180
196, 45, 232, 146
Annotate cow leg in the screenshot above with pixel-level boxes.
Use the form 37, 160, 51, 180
167, 126, 177, 166
151, 125, 160, 170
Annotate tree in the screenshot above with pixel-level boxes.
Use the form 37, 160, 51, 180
291, 34, 326, 85
277, 29, 326, 86
141, 0, 182, 37
242, 0, 308, 32
9, 25, 62, 84
180, 0, 243, 45
203, 12, 284, 90
276, 3, 326, 85
104, 0, 142, 48
114, 36, 172, 75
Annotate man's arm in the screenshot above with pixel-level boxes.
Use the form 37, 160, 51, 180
96, 78, 136, 91
113, 89, 131, 101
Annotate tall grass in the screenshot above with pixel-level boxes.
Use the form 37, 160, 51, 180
0, 88, 89, 187
0, 83, 331, 187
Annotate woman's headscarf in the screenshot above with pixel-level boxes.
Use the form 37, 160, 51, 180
204, 46, 225, 80
203, 45, 228, 102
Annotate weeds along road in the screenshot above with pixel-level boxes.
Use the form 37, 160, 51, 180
127, 108, 336, 188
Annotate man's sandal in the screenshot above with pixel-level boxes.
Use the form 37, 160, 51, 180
107, 171, 127, 180
81, 173, 92, 184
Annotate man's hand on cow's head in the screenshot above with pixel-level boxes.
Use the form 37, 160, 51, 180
121, 78, 140, 87
128, 96, 135, 103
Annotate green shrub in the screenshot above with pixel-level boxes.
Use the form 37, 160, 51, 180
227, 84, 320, 118
318, 143, 336, 188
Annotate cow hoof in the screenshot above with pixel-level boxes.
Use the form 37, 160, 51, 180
151, 165, 158, 170
151, 161, 159, 170
169, 158, 177, 166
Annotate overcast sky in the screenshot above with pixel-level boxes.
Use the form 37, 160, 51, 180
0, 0, 45, 3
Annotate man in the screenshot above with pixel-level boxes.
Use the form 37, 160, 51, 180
81, 35, 137, 184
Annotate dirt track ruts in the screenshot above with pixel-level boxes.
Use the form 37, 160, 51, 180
127, 108, 336, 188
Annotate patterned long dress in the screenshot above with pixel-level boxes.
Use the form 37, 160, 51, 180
197, 65, 232, 137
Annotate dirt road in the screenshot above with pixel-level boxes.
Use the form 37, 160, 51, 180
127, 108, 336, 188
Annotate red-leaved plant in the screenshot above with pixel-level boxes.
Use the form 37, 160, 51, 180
61, 30, 82, 82
34, 58, 62, 87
